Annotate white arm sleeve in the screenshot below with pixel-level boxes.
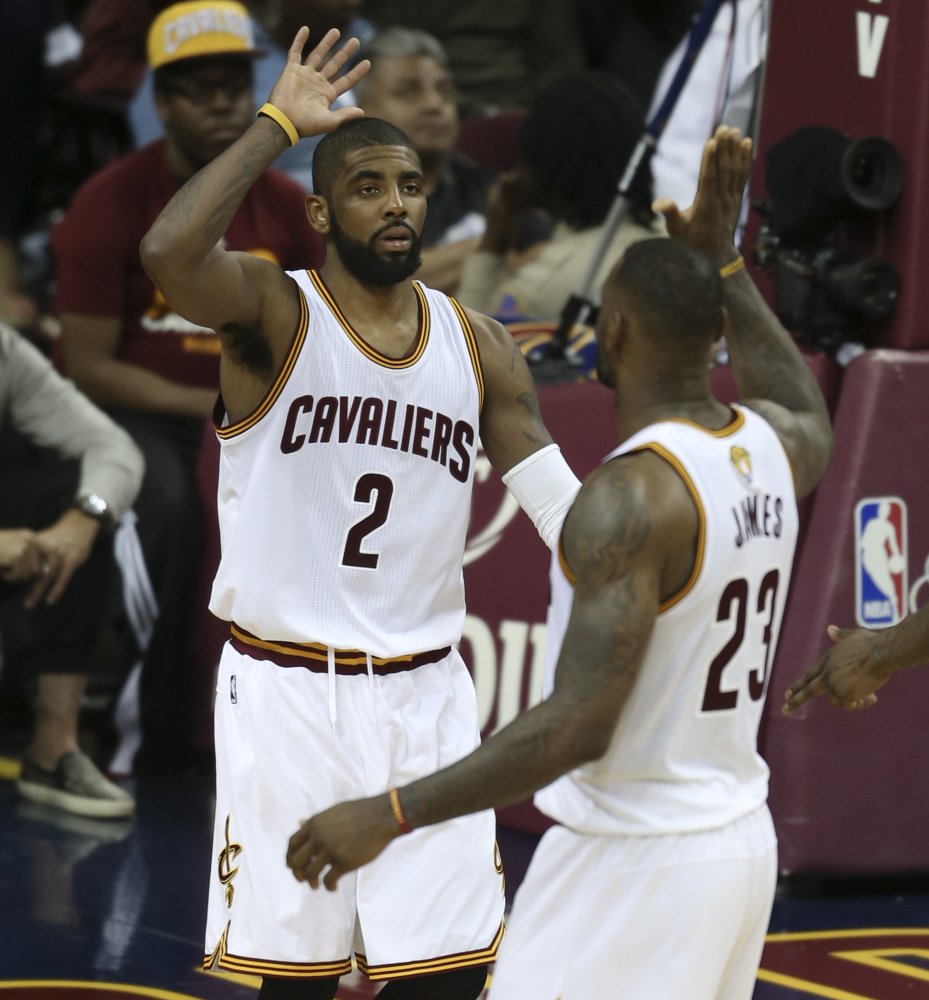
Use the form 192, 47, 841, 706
501, 444, 581, 551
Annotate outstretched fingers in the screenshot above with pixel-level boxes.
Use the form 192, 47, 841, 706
287, 26, 310, 63
301, 27, 343, 69
783, 661, 827, 714
332, 57, 371, 98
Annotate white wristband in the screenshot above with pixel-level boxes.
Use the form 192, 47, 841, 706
501, 444, 581, 550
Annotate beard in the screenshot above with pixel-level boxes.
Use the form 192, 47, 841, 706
329, 215, 424, 287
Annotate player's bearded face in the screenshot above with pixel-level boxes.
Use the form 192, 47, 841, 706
329, 212, 423, 286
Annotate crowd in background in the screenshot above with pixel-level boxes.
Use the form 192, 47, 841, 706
0, 0, 768, 815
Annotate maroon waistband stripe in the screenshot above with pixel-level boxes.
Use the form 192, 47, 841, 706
230, 626, 451, 675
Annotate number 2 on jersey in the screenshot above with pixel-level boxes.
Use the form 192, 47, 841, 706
342, 473, 395, 569
702, 569, 780, 711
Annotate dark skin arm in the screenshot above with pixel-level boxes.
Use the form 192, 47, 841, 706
655, 127, 834, 499
140, 29, 370, 421
286, 450, 696, 889
469, 308, 556, 474
783, 604, 929, 714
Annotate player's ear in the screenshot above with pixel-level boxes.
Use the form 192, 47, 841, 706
305, 195, 331, 234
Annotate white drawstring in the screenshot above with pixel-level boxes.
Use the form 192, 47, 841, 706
327, 646, 337, 725
366, 651, 376, 731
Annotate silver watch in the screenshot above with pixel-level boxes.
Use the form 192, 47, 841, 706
74, 493, 111, 523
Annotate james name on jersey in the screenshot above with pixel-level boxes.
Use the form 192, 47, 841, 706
732, 492, 786, 548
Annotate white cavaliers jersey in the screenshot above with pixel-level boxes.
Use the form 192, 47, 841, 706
209, 270, 484, 657
535, 405, 799, 835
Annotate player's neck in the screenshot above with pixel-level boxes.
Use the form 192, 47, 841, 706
615, 371, 730, 439
318, 259, 421, 354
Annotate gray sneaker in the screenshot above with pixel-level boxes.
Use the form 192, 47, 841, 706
17, 751, 135, 819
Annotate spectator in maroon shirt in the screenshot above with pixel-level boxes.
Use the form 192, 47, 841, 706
53, 0, 325, 776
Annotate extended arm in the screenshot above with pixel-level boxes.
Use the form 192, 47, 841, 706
471, 309, 580, 548
141, 30, 369, 362
783, 605, 929, 714
285, 454, 680, 889
655, 127, 834, 498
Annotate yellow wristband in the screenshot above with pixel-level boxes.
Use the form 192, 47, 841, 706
257, 102, 299, 147
719, 254, 745, 278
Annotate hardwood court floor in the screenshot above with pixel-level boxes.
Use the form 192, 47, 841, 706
1, 763, 928, 1000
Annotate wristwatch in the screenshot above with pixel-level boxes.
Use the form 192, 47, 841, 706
73, 493, 111, 526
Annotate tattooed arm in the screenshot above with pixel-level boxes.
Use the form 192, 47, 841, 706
469, 309, 581, 547
471, 309, 555, 471
286, 450, 692, 888
655, 127, 834, 498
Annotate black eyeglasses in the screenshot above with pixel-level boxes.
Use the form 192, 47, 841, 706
165, 74, 252, 105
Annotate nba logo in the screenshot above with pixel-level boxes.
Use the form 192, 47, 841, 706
855, 497, 908, 628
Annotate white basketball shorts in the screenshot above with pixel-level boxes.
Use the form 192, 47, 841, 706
204, 639, 505, 981
489, 804, 777, 1000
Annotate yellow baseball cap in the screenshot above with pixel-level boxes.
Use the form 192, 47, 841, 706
147, 0, 263, 70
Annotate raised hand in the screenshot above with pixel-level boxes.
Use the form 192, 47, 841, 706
267, 27, 371, 139
653, 125, 753, 265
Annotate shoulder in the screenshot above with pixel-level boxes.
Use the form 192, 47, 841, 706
563, 449, 698, 585
457, 305, 522, 369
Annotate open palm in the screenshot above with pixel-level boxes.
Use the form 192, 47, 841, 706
268, 27, 371, 138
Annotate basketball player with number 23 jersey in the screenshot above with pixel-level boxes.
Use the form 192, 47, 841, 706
288, 128, 834, 1000
142, 25, 581, 1000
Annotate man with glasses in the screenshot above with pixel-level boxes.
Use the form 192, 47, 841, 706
52, 0, 325, 777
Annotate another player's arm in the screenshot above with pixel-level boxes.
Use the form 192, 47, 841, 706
287, 453, 690, 889
656, 127, 834, 498
469, 309, 581, 547
784, 604, 929, 714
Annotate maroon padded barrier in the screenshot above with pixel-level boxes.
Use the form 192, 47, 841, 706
744, 0, 929, 349
761, 349, 929, 875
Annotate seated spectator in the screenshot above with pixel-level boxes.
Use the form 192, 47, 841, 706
129, 0, 373, 191
367, 0, 585, 117
0, 322, 144, 818
53, 0, 325, 776
457, 71, 664, 322
354, 27, 491, 293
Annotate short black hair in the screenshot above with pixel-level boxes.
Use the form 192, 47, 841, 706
519, 71, 652, 229
312, 118, 417, 199
611, 237, 723, 347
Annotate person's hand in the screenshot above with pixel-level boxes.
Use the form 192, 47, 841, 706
267, 27, 371, 139
0, 528, 43, 584
286, 795, 399, 891
27, 508, 101, 608
652, 125, 753, 265
783, 624, 890, 714
479, 170, 534, 255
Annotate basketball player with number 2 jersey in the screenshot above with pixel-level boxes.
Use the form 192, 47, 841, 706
142, 28, 582, 1000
